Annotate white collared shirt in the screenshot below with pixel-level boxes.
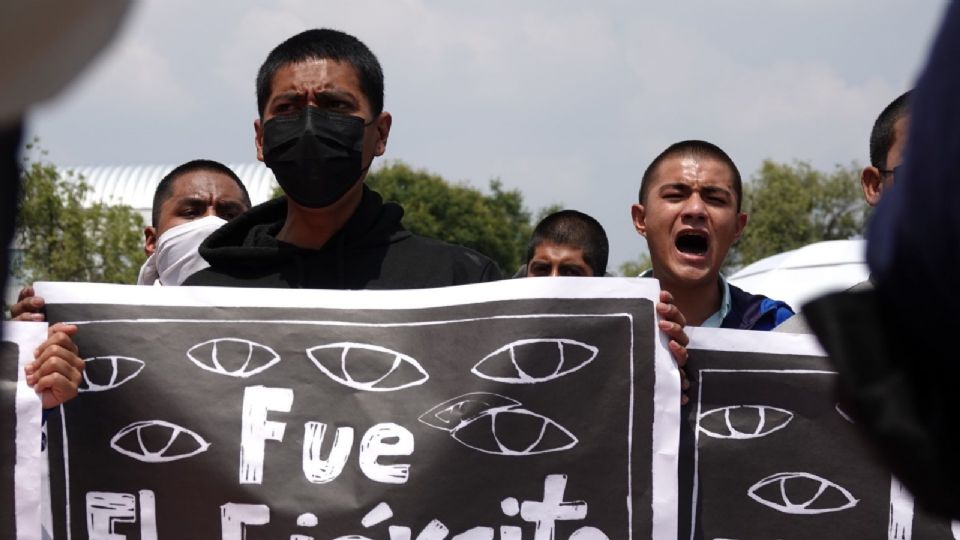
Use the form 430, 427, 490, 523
639, 269, 731, 328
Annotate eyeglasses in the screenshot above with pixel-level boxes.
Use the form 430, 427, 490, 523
877, 165, 902, 182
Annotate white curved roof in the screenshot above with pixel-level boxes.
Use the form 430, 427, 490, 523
63, 163, 277, 211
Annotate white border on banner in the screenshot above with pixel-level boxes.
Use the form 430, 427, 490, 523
36, 277, 680, 540
686, 326, 826, 356
36, 276, 654, 310
4, 321, 47, 540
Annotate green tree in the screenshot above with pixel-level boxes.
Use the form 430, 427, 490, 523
13, 143, 146, 284
368, 161, 537, 272
617, 252, 652, 277
729, 160, 869, 268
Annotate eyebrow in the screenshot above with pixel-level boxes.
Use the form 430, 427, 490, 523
269, 89, 358, 105
658, 182, 692, 193
170, 196, 209, 206
700, 185, 734, 198
172, 195, 244, 206
216, 200, 248, 211
269, 91, 304, 103
657, 182, 733, 196
315, 89, 356, 101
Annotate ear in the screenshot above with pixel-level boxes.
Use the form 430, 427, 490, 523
630, 203, 647, 237
733, 212, 749, 241
373, 111, 392, 157
143, 226, 158, 256
860, 166, 884, 207
254, 118, 264, 162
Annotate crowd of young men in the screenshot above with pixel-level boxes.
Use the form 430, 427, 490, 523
11, 27, 909, 416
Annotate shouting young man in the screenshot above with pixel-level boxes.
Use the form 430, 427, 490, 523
631, 140, 793, 330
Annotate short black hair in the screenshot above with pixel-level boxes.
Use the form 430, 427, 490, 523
256, 29, 385, 118
526, 210, 609, 276
638, 140, 743, 212
152, 160, 251, 227
869, 90, 911, 169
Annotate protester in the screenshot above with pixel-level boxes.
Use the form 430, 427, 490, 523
631, 140, 794, 330
10, 159, 252, 320
862, 91, 911, 208
777, 91, 910, 333
805, 0, 960, 517
523, 210, 608, 277
184, 29, 500, 288
138, 159, 252, 285
10, 159, 252, 410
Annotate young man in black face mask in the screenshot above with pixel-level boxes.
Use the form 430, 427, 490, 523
184, 29, 501, 289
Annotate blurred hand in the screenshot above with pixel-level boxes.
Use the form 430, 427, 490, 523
9, 285, 45, 321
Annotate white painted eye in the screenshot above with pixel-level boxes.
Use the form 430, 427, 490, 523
79, 356, 144, 392
306, 342, 428, 392
110, 420, 211, 463
452, 408, 578, 456
472, 338, 598, 384
748, 472, 859, 514
697, 405, 794, 439
419, 392, 577, 456
186, 338, 280, 378
417, 392, 521, 430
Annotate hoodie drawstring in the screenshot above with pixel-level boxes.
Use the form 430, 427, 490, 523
336, 233, 346, 288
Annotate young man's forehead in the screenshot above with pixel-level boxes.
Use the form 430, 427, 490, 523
169, 171, 243, 199
533, 242, 586, 259
269, 59, 367, 101
652, 154, 736, 185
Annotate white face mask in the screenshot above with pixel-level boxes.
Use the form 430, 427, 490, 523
137, 215, 227, 286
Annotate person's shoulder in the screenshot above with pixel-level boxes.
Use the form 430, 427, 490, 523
400, 233, 488, 262
396, 233, 503, 282
726, 283, 795, 331
181, 267, 218, 286
182, 267, 240, 287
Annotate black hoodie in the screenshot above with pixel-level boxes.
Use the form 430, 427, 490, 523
183, 187, 502, 289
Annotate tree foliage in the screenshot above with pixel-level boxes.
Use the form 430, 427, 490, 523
367, 161, 538, 272
13, 143, 146, 284
729, 160, 869, 268
617, 252, 651, 277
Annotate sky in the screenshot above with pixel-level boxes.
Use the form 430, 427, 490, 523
27, 0, 947, 270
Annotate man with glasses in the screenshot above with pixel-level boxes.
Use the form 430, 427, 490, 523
861, 91, 911, 208
776, 90, 910, 332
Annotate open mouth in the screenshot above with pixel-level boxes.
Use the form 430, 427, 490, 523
675, 230, 709, 256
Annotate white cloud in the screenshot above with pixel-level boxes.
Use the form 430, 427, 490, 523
44, 18, 192, 115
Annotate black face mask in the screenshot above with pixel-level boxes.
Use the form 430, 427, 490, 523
261, 108, 368, 208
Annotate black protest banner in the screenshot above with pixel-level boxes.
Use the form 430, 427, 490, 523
680, 328, 957, 540
0, 321, 46, 540
38, 279, 678, 540
0, 339, 18, 540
